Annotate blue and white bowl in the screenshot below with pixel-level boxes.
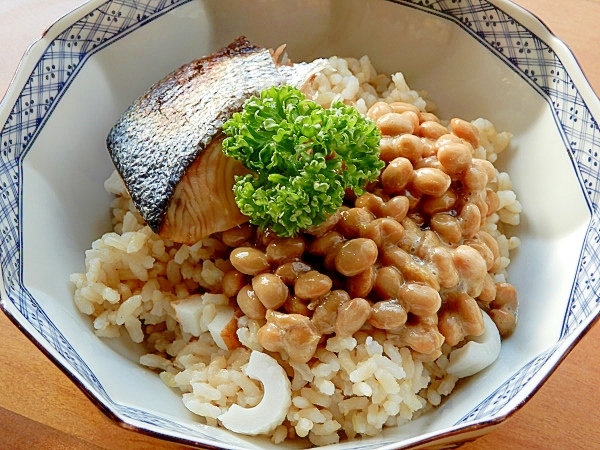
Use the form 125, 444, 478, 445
0, 0, 598, 449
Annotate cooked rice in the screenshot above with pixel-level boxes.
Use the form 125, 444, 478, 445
70, 55, 521, 446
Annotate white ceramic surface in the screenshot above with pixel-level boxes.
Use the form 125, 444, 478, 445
0, 1, 599, 449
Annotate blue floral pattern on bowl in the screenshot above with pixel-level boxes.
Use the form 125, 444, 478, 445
0, 0, 598, 447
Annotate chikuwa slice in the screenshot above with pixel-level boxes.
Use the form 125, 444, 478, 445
446, 310, 502, 378
218, 351, 292, 435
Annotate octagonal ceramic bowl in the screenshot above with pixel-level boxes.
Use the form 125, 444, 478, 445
0, 0, 599, 449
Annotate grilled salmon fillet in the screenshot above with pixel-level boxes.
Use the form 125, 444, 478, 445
107, 37, 326, 244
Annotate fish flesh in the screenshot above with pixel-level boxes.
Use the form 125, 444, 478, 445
107, 37, 327, 244
159, 136, 248, 244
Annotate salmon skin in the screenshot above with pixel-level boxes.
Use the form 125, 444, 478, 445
107, 37, 326, 244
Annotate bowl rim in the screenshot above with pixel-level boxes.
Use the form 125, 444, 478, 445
1, 0, 599, 449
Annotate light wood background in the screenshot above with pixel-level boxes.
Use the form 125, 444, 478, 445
0, 0, 598, 448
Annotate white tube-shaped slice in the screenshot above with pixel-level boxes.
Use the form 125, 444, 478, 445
208, 306, 237, 350
446, 310, 501, 378
171, 295, 204, 336
218, 351, 292, 435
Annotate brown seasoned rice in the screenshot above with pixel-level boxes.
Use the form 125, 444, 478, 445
70, 54, 521, 446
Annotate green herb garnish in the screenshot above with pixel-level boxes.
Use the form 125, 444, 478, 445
222, 85, 383, 237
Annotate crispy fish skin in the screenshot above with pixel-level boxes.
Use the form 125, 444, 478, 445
107, 37, 285, 239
